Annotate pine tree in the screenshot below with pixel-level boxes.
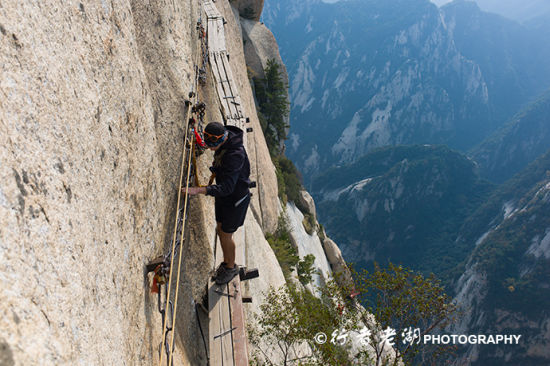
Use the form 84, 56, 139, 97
255, 59, 290, 155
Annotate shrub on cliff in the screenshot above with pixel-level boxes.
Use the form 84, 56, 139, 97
250, 263, 458, 365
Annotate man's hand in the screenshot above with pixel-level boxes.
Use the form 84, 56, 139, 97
181, 186, 206, 195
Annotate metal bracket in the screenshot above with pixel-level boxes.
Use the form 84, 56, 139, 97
214, 327, 237, 339
239, 267, 259, 281
214, 289, 234, 298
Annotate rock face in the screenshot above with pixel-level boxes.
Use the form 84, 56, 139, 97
241, 18, 288, 82
441, 1, 550, 129
298, 190, 316, 219
470, 91, 550, 183
285, 202, 331, 289
1, 0, 205, 364
462, 0, 550, 23
1, 0, 350, 364
322, 237, 352, 286
449, 151, 550, 365
0, 0, 281, 364
240, 15, 291, 157
233, 0, 264, 21
241, 213, 288, 365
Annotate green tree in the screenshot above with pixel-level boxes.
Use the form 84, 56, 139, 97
348, 263, 458, 365
250, 264, 457, 365
297, 254, 316, 286
249, 284, 353, 366
255, 59, 290, 155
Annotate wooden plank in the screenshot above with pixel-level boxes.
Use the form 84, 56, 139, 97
215, 19, 227, 52
207, 18, 226, 52
209, 229, 234, 366
210, 52, 233, 120
208, 226, 248, 366
209, 282, 234, 366
207, 19, 220, 52
215, 52, 239, 117
203, 1, 222, 19
229, 278, 249, 366
218, 52, 242, 115
213, 52, 239, 118
204, 2, 245, 127
206, 8, 224, 52
216, 52, 246, 128
212, 53, 234, 115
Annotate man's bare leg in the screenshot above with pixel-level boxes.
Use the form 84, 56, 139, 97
217, 222, 236, 268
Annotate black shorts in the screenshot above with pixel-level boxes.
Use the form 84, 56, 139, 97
215, 193, 250, 233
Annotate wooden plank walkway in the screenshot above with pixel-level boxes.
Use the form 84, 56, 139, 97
208, 230, 248, 366
204, 1, 250, 365
204, 0, 247, 133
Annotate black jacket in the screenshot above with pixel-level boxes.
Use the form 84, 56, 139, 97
205, 126, 251, 203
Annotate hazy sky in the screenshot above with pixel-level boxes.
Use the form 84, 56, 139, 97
321, 0, 550, 23
432, 0, 550, 22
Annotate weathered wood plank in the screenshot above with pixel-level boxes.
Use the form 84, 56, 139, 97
210, 52, 233, 120
207, 19, 226, 52
203, 1, 222, 19
216, 19, 227, 52
209, 226, 248, 366
217, 54, 247, 131
213, 52, 239, 118
218, 52, 244, 118
229, 278, 249, 366
209, 282, 234, 366
209, 227, 234, 366
207, 19, 221, 52
215, 52, 240, 119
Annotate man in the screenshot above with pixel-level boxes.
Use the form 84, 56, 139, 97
183, 122, 251, 285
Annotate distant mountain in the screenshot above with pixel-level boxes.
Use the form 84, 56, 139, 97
264, 0, 550, 182
441, 1, 550, 126
451, 150, 550, 365
466, 0, 550, 24
310, 145, 493, 280
264, 0, 492, 179
264, 1, 550, 363
524, 12, 550, 40
309, 145, 550, 366
470, 91, 550, 183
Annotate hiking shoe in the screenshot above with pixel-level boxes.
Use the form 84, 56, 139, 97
211, 262, 227, 281
215, 264, 239, 285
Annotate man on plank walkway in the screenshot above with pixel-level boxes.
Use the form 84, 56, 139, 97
183, 121, 251, 284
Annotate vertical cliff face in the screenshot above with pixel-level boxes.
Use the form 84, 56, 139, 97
1, 0, 344, 364
0, 0, 217, 364
0, 0, 259, 364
